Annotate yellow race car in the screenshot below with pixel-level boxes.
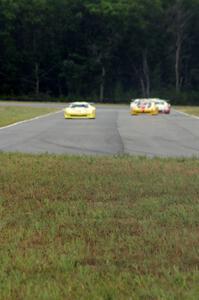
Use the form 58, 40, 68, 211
130, 99, 158, 115
64, 102, 96, 119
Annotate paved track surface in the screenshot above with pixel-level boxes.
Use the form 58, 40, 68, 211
0, 102, 199, 157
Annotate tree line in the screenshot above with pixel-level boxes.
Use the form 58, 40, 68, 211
0, 0, 198, 103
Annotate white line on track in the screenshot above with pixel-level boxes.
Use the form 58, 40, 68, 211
0, 109, 63, 131
174, 109, 199, 120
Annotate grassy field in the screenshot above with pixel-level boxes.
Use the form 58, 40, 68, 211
0, 106, 58, 127
175, 106, 199, 116
0, 153, 198, 299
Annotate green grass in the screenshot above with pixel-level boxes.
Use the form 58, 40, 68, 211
175, 106, 199, 116
0, 153, 199, 299
0, 106, 58, 127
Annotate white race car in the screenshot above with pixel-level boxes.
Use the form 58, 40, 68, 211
152, 99, 171, 114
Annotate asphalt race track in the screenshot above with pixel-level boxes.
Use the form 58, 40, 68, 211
0, 103, 199, 157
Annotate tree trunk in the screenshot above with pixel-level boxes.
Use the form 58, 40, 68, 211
175, 35, 181, 92
137, 50, 150, 98
100, 66, 106, 102
142, 50, 150, 98
168, 1, 191, 92
140, 77, 146, 97
35, 62, 40, 96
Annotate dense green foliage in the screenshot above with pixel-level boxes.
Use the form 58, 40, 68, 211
0, 0, 198, 103
0, 153, 199, 299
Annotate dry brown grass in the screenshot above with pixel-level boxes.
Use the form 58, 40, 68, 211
0, 153, 199, 299
0, 106, 58, 127
175, 106, 199, 116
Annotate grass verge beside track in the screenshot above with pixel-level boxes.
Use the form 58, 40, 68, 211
175, 106, 199, 117
0, 106, 58, 127
0, 153, 199, 299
